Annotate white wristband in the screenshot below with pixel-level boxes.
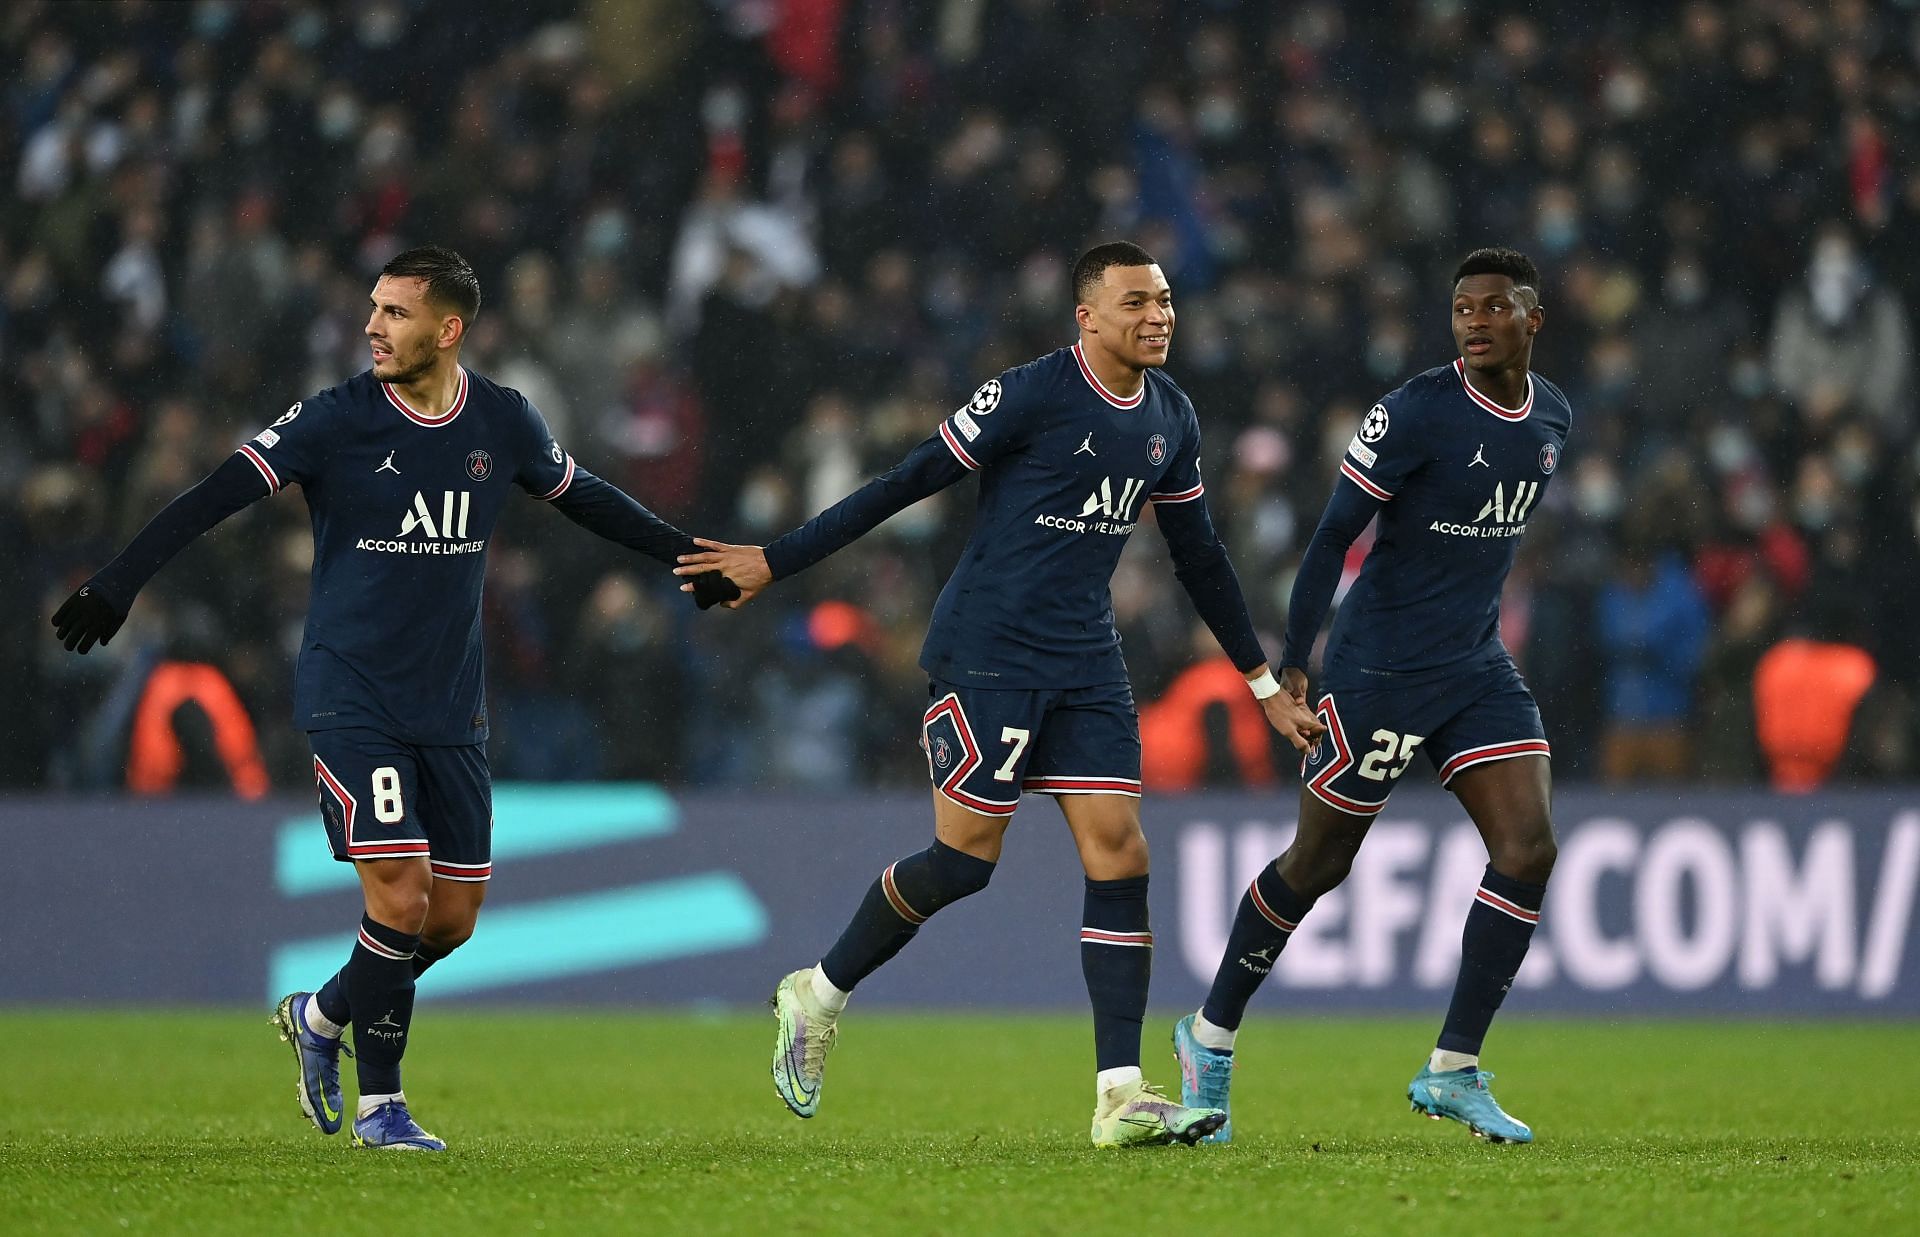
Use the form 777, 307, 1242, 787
1246, 669, 1282, 700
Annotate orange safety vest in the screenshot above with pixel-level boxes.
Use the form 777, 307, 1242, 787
1753, 639, 1876, 793
126, 661, 271, 800
1140, 657, 1278, 791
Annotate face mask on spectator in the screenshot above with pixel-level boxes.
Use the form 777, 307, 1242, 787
319, 93, 360, 142
1664, 263, 1706, 308
1796, 489, 1835, 530
1707, 425, 1757, 474
1574, 462, 1623, 521
1729, 356, 1769, 399
1809, 241, 1867, 327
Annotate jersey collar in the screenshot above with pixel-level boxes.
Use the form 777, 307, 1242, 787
383, 366, 470, 427
1453, 357, 1532, 421
1072, 342, 1145, 410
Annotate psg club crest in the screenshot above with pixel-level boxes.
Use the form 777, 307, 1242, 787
1539, 443, 1558, 475
1147, 434, 1167, 465
932, 736, 952, 770
466, 450, 493, 481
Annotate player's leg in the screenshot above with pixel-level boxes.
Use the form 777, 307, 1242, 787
416, 877, 487, 974
1177, 688, 1412, 1139
345, 854, 445, 1150
770, 684, 1015, 1118
1187, 690, 1388, 1050
276, 731, 429, 1138
413, 741, 494, 978
1030, 684, 1221, 1146
1409, 680, 1554, 1143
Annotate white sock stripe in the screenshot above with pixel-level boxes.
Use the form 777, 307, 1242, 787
880, 863, 927, 924
1475, 887, 1541, 924
1247, 881, 1298, 933
357, 927, 417, 961
1080, 928, 1154, 947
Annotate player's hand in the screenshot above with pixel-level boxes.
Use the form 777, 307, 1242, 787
1279, 666, 1311, 707
674, 538, 772, 610
51, 582, 128, 654
686, 570, 742, 611
1259, 690, 1325, 753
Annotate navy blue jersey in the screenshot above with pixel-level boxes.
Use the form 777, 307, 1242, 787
235, 368, 576, 742
921, 344, 1209, 687
1284, 359, 1573, 683
764, 342, 1266, 690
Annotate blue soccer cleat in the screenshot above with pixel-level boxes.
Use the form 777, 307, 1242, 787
270, 992, 351, 1135
1171, 1014, 1234, 1144
352, 1100, 447, 1151
1407, 1065, 1532, 1143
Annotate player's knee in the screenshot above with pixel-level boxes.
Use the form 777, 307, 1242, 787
421, 920, 476, 955
362, 877, 431, 933
930, 840, 995, 892
1491, 825, 1557, 885
1079, 826, 1148, 878
1277, 842, 1357, 900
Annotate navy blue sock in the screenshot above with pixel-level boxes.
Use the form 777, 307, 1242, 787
1201, 865, 1314, 1035
315, 970, 350, 1027
1437, 866, 1546, 1056
1081, 875, 1152, 1072
344, 915, 420, 1095
819, 840, 995, 991
412, 940, 451, 978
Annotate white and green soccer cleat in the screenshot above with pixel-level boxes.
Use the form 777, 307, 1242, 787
770, 969, 839, 1118
1091, 1078, 1227, 1148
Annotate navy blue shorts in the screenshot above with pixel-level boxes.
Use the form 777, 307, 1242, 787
922, 679, 1141, 816
309, 727, 493, 882
1300, 664, 1549, 817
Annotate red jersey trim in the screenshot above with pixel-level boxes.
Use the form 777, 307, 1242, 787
383, 367, 470, 427
1452, 358, 1533, 421
1071, 342, 1145, 409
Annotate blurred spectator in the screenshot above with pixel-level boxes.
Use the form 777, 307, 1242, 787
1596, 542, 1711, 782
1140, 624, 1279, 792
1769, 222, 1912, 430
1754, 638, 1877, 792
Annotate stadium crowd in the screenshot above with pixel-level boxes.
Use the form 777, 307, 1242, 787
8, 0, 1919, 793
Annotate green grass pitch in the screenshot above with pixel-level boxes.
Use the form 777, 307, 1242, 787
1, 1011, 1913, 1235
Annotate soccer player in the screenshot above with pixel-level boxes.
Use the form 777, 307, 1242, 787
51, 247, 737, 1150
674, 242, 1324, 1147
1173, 248, 1571, 1145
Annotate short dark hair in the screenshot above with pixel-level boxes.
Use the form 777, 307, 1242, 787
1073, 241, 1159, 305
380, 246, 482, 322
1453, 247, 1540, 308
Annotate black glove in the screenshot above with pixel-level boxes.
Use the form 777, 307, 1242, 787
51, 582, 129, 653
689, 570, 742, 611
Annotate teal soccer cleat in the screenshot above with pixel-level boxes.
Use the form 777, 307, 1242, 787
352, 1100, 447, 1151
1407, 1065, 1533, 1143
270, 992, 351, 1135
1171, 1014, 1234, 1144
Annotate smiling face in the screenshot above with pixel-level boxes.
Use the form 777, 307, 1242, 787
1451, 273, 1541, 373
365, 275, 464, 384
1077, 263, 1175, 370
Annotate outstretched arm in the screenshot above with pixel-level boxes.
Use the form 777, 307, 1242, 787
672, 432, 968, 607
545, 465, 739, 609
53, 453, 273, 652
1156, 496, 1323, 750
1279, 479, 1383, 677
